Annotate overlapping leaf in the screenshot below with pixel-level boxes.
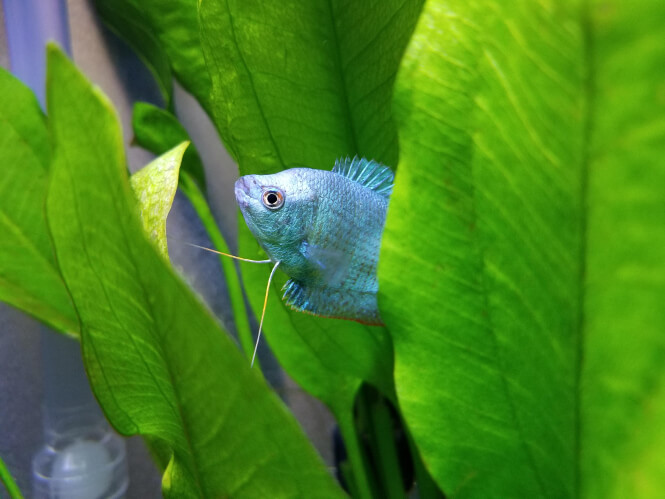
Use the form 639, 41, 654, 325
45, 45, 344, 499
94, 0, 424, 406
0, 68, 77, 334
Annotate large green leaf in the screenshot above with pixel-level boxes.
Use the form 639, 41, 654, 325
199, 2, 424, 494
45, 44, 344, 498
198, 0, 424, 405
380, 0, 665, 497
0, 68, 77, 334
199, 0, 425, 172
96, 0, 418, 405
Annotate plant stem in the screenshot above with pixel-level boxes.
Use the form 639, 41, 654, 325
179, 172, 258, 366
0, 454, 24, 499
358, 388, 406, 499
335, 399, 378, 499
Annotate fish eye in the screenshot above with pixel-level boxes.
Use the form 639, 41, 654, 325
261, 188, 285, 210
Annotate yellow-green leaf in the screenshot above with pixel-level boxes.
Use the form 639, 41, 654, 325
130, 142, 188, 257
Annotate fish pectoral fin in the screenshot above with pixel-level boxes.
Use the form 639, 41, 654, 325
300, 241, 349, 287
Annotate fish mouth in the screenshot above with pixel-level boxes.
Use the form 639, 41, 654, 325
234, 177, 251, 209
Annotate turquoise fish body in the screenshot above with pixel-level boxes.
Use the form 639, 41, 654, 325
234, 157, 393, 325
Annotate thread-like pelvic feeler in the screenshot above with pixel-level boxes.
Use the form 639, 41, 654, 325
184, 241, 275, 367
185, 242, 272, 264
251, 260, 281, 367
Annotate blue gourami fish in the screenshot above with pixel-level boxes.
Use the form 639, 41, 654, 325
235, 156, 394, 327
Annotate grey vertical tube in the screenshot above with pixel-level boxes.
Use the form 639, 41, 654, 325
3, 0, 128, 497
4, 0, 71, 105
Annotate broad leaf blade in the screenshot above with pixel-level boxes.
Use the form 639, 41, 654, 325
199, 0, 423, 172
199, 4, 423, 494
45, 44, 344, 499
130, 141, 188, 257
582, 1, 665, 496
0, 68, 77, 334
381, 0, 665, 497
380, 1, 585, 496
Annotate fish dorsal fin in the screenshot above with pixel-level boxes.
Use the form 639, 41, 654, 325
332, 156, 394, 198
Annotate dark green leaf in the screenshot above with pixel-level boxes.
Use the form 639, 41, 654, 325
199, 0, 424, 408
199, 3, 424, 494
45, 44, 344, 499
95, 0, 210, 109
0, 68, 77, 334
132, 102, 206, 193
200, 0, 424, 172
94, 0, 173, 107
130, 142, 188, 257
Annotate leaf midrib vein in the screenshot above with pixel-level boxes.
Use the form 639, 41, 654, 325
61, 89, 207, 496
223, 0, 286, 168
325, 0, 359, 154
574, 3, 594, 497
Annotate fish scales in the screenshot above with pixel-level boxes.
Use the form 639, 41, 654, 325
235, 157, 393, 325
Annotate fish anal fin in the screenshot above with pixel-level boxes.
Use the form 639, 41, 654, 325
282, 279, 382, 325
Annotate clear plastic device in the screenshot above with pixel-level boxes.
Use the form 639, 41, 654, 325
31, 403, 128, 499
